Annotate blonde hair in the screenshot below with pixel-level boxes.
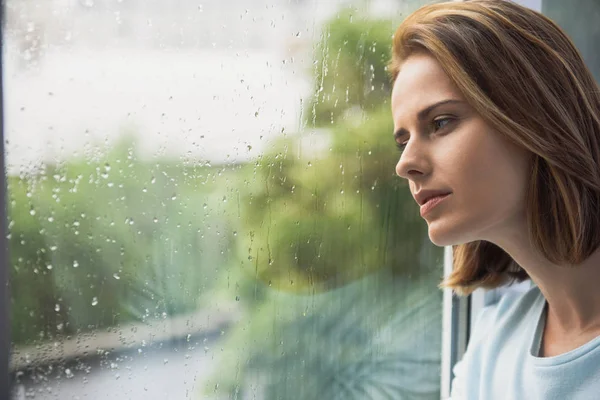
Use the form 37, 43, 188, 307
389, 0, 600, 295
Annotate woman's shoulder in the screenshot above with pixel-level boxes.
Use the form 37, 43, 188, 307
450, 284, 545, 399
471, 283, 543, 341
492, 283, 543, 320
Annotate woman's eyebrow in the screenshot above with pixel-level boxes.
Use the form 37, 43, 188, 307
393, 99, 464, 140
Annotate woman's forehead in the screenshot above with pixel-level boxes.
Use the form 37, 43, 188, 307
391, 55, 460, 111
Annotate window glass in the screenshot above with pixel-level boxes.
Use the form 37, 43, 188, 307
5, 0, 444, 398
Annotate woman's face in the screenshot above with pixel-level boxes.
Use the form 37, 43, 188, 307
391, 52, 530, 247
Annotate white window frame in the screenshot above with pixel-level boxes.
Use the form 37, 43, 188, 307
0, 1, 9, 397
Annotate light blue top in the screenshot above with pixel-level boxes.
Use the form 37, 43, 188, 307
450, 285, 600, 400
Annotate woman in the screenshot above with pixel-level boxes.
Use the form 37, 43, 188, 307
389, 1, 600, 399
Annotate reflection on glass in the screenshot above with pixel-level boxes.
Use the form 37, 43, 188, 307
6, 0, 443, 399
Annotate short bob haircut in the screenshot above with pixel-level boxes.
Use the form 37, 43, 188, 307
389, 0, 600, 295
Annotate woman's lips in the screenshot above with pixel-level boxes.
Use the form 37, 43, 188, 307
420, 193, 451, 217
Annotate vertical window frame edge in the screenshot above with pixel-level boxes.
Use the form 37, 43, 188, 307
440, 246, 469, 399
0, 0, 11, 397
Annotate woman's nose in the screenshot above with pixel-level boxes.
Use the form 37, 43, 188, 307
395, 141, 427, 180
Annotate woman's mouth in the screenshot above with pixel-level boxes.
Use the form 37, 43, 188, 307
420, 193, 451, 217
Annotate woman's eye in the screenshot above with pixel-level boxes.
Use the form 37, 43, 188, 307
395, 117, 454, 153
396, 141, 407, 153
433, 117, 453, 131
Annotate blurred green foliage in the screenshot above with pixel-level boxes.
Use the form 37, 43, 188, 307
9, 136, 236, 345
307, 8, 395, 127
205, 269, 442, 400
236, 105, 430, 294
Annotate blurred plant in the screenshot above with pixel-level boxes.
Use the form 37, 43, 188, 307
203, 269, 442, 400
236, 106, 430, 294
9, 135, 235, 345
307, 7, 395, 127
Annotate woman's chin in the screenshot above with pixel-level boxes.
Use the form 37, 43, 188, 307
427, 221, 461, 247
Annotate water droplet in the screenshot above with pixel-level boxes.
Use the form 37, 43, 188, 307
73, 260, 79, 268
29, 207, 36, 216
151, 176, 156, 184
55, 304, 60, 312
47, 264, 53, 270
91, 297, 98, 306
113, 273, 120, 280
203, 203, 208, 209
65, 369, 74, 379
153, 217, 158, 223
235, 296, 240, 301
171, 194, 177, 201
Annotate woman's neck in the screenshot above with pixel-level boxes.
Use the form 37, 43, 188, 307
492, 228, 600, 336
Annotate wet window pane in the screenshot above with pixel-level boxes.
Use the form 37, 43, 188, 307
6, 1, 443, 399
